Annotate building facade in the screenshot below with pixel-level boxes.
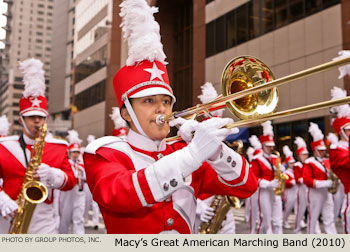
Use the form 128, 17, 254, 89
0, 0, 54, 134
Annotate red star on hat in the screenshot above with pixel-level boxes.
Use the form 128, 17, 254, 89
144, 62, 165, 82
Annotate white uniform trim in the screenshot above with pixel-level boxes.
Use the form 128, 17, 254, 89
217, 159, 249, 187
256, 156, 273, 171
132, 172, 148, 207
85, 136, 123, 154
305, 157, 327, 174
0, 139, 30, 168
0, 135, 18, 142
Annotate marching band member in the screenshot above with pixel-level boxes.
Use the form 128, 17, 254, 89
282, 145, 297, 229
83, 135, 101, 230
327, 132, 345, 226
83, 0, 257, 234
293, 136, 309, 233
59, 130, 86, 234
194, 82, 236, 234
303, 122, 337, 234
244, 146, 254, 224
247, 135, 262, 234
110, 107, 128, 139
328, 86, 350, 233
251, 121, 283, 234
0, 58, 75, 233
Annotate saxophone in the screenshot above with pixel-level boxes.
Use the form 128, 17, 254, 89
328, 168, 339, 194
8, 124, 49, 234
198, 140, 242, 234
198, 195, 239, 234
272, 151, 289, 196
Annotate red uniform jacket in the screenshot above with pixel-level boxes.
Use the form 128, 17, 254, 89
0, 136, 76, 201
250, 154, 277, 182
329, 140, 350, 193
83, 132, 258, 234
303, 156, 329, 188
293, 161, 304, 184
284, 168, 296, 189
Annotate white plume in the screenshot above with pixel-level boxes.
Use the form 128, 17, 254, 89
87, 135, 95, 144
283, 145, 293, 158
327, 132, 339, 145
330, 86, 350, 118
294, 136, 307, 149
120, 0, 166, 66
308, 122, 324, 142
0, 115, 11, 136
249, 135, 262, 150
67, 130, 82, 145
198, 82, 219, 104
261, 120, 274, 136
110, 107, 127, 129
246, 147, 254, 162
19, 58, 45, 98
333, 50, 350, 79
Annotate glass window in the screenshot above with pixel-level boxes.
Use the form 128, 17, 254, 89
226, 10, 236, 49
74, 81, 106, 111
206, 0, 214, 4
275, 0, 288, 29
206, 21, 215, 57
236, 4, 248, 45
248, 0, 261, 39
306, 0, 322, 15
261, 0, 274, 33
323, 0, 340, 8
215, 16, 226, 53
289, 0, 304, 22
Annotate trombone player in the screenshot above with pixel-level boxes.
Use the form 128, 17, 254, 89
0, 59, 76, 233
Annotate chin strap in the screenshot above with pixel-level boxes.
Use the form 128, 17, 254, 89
20, 116, 34, 138
123, 97, 148, 138
341, 128, 349, 142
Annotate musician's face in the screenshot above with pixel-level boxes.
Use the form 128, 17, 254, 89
122, 94, 172, 141
299, 153, 308, 162
70, 151, 80, 161
263, 144, 274, 155
21, 116, 46, 139
316, 149, 326, 158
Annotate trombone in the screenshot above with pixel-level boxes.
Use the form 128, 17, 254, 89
160, 56, 350, 142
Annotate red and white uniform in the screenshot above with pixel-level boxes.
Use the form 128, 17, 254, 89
293, 161, 308, 233
303, 157, 337, 234
0, 135, 76, 233
283, 166, 297, 228
251, 154, 283, 234
58, 159, 86, 234
329, 140, 350, 233
83, 130, 257, 234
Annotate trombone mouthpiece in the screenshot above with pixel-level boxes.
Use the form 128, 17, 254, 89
156, 114, 166, 126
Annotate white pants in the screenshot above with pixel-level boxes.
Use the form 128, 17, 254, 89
248, 190, 259, 234
257, 188, 283, 234
333, 183, 345, 223
294, 184, 307, 233
0, 217, 10, 233
84, 185, 100, 226
341, 193, 350, 234
307, 187, 337, 234
59, 185, 86, 234
283, 186, 298, 226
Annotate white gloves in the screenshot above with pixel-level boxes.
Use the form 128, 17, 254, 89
37, 163, 65, 189
196, 198, 215, 223
314, 180, 333, 188
0, 191, 18, 218
169, 118, 199, 143
260, 179, 278, 189
298, 178, 303, 184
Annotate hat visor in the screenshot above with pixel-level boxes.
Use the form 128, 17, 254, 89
130, 87, 176, 104
343, 123, 350, 130
300, 150, 309, 155
21, 110, 48, 117
264, 141, 275, 147
69, 148, 80, 152
316, 146, 327, 151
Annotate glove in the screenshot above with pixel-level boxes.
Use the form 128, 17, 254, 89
298, 178, 303, 184
260, 179, 278, 189
0, 191, 18, 218
36, 163, 65, 189
196, 199, 215, 223
169, 118, 199, 144
314, 180, 333, 188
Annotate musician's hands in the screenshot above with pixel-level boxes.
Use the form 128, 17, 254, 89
169, 118, 199, 143
0, 191, 18, 219
315, 180, 333, 188
35, 163, 65, 188
196, 199, 215, 223
259, 179, 278, 189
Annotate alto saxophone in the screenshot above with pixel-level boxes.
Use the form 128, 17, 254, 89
198, 140, 242, 234
272, 151, 288, 196
328, 169, 339, 194
199, 195, 239, 234
8, 124, 49, 234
